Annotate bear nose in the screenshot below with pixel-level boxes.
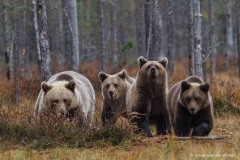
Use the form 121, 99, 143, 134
109, 91, 114, 97
190, 108, 196, 114
150, 67, 156, 74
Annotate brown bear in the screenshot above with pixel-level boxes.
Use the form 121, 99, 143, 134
167, 76, 214, 137
98, 69, 134, 127
126, 56, 170, 137
34, 71, 95, 127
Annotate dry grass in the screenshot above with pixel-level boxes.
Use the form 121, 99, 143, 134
0, 60, 239, 159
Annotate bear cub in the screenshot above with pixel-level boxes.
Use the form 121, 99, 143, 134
127, 56, 170, 137
167, 76, 214, 137
99, 69, 134, 127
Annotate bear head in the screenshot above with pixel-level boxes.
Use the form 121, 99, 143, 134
138, 56, 168, 80
179, 81, 210, 114
98, 70, 128, 100
41, 80, 78, 115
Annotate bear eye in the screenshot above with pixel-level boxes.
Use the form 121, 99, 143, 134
114, 84, 118, 88
106, 84, 110, 88
52, 100, 58, 104
146, 66, 151, 70
185, 97, 191, 102
155, 65, 160, 70
195, 97, 201, 102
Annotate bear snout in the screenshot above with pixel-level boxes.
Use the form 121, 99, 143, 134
108, 91, 114, 98
189, 108, 196, 114
150, 67, 157, 74
148, 67, 158, 77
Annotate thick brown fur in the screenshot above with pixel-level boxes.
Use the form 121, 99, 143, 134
98, 69, 134, 127
126, 56, 170, 137
167, 76, 214, 137
34, 71, 95, 127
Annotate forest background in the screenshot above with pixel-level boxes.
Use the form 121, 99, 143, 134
0, 0, 239, 159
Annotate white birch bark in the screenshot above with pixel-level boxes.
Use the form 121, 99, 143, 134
38, 0, 52, 81
32, 0, 41, 69
69, 0, 80, 72
194, 0, 203, 79
225, 0, 233, 72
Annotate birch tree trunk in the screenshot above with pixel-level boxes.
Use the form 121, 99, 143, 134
225, 0, 233, 73
57, 0, 65, 71
194, 0, 203, 79
111, 2, 118, 68
188, 0, 194, 76
209, 0, 216, 83
32, 0, 41, 70
38, 0, 52, 81
135, 0, 146, 57
69, 0, 80, 72
148, 0, 162, 60
167, 0, 174, 77
237, 0, 240, 79
99, 0, 107, 71
3, 0, 12, 80
145, 0, 151, 52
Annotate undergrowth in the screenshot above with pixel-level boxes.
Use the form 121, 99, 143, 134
0, 61, 239, 151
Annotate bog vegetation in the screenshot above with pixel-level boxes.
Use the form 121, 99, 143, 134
0, 0, 240, 159
0, 59, 239, 159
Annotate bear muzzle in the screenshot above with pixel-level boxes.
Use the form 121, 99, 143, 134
189, 108, 196, 114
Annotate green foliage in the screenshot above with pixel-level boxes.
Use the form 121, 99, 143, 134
121, 40, 134, 53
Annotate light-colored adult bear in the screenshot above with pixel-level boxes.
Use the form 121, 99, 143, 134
127, 56, 170, 137
167, 76, 214, 137
34, 71, 95, 127
98, 69, 134, 127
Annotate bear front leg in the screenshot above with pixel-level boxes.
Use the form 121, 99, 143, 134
132, 115, 152, 137
156, 114, 170, 135
101, 104, 115, 127
192, 122, 212, 136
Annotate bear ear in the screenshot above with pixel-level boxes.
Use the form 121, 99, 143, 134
158, 57, 168, 68
41, 81, 52, 93
200, 83, 210, 93
181, 81, 191, 91
118, 69, 127, 80
138, 56, 148, 68
65, 80, 76, 92
98, 72, 108, 83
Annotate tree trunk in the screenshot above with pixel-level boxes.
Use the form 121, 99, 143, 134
12, 0, 19, 105
237, 0, 240, 80
99, 0, 107, 71
69, 0, 80, 72
135, 0, 146, 57
38, 0, 52, 81
188, 0, 194, 76
194, 0, 203, 79
111, 2, 118, 68
18, 0, 27, 77
167, 0, 174, 77
32, 0, 41, 70
145, 0, 151, 53
225, 0, 233, 73
209, 0, 216, 83
3, 0, 12, 80
57, 0, 65, 71
148, 0, 162, 60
